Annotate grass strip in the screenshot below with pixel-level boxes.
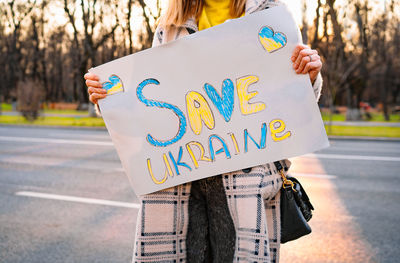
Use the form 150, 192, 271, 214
324, 125, 400, 138
0, 103, 12, 111
0, 115, 105, 127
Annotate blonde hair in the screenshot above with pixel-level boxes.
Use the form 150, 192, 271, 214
160, 0, 246, 27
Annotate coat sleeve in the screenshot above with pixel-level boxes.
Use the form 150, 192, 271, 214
152, 25, 164, 47
312, 73, 323, 102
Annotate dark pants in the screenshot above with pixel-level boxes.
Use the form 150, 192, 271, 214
186, 175, 236, 263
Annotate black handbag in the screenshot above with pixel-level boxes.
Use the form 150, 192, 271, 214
274, 161, 314, 244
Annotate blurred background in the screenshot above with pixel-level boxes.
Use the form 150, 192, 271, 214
0, 0, 399, 124
0, 1, 399, 263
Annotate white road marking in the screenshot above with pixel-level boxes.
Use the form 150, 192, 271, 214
14, 172, 334, 209
15, 191, 140, 209
290, 173, 337, 179
0, 157, 124, 172
302, 153, 400, 162
49, 133, 111, 140
0, 136, 113, 146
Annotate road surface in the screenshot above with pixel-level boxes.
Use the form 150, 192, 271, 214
0, 126, 399, 262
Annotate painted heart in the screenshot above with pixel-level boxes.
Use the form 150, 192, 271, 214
258, 26, 287, 53
102, 75, 124, 95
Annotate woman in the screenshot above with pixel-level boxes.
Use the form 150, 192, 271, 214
85, 0, 323, 262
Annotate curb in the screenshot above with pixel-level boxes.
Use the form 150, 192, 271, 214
328, 135, 400, 142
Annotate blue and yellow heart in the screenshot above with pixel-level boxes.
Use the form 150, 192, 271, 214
102, 75, 124, 95
258, 26, 287, 53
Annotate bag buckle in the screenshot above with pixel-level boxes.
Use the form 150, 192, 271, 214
278, 169, 297, 192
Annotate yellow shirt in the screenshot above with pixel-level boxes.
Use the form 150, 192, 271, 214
198, 0, 242, 31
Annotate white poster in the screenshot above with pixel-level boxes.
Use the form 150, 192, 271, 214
90, 5, 329, 196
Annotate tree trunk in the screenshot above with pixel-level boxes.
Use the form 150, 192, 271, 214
383, 60, 392, 121
311, 0, 321, 49
301, 0, 308, 44
127, 0, 134, 54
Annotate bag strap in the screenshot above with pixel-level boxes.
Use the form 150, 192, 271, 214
274, 161, 296, 192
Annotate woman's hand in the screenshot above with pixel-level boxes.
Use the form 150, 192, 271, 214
84, 72, 107, 104
291, 44, 322, 84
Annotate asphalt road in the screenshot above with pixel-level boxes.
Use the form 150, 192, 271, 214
0, 126, 399, 263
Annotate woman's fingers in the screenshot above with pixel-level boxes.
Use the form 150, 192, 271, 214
298, 54, 320, 73
88, 86, 107, 95
294, 49, 317, 72
88, 87, 107, 104
89, 92, 107, 104
87, 75, 106, 105
291, 44, 322, 84
302, 59, 321, 74
299, 59, 322, 84
85, 72, 106, 104
291, 44, 306, 62
84, 72, 99, 81
86, 79, 102, 88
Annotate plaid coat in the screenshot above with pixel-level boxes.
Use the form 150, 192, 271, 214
133, 1, 323, 262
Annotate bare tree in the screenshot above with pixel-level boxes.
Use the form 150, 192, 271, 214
136, 0, 162, 49
1, 0, 398, 120
301, 0, 308, 44
311, 0, 322, 49
0, 2, 6, 114
126, 0, 135, 54
63, 0, 119, 104
3, 0, 36, 99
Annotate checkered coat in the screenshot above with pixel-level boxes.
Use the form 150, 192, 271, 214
133, 1, 323, 262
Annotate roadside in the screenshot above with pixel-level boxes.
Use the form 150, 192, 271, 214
324, 125, 400, 138
1, 109, 400, 139
0, 114, 105, 127
2, 110, 400, 127
323, 121, 400, 127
